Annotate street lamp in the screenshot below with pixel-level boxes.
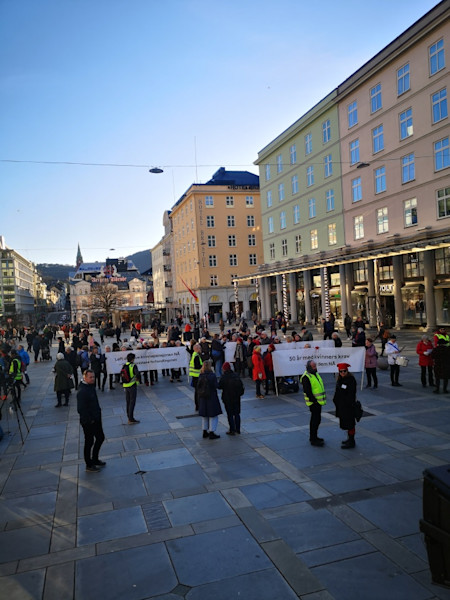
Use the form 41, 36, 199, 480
149, 167, 164, 174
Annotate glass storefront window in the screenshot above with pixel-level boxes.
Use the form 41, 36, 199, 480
353, 261, 368, 283
435, 247, 450, 275
402, 285, 425, 325
402, 253, 424, 278
379, 257, 393, 280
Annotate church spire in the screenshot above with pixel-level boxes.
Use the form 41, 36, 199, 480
76, 243, 83, 268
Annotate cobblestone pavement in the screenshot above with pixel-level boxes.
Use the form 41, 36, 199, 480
1, 328, 450, 599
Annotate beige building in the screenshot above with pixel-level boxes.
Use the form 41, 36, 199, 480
170, 168, 262, 320
151, 211, 174, 321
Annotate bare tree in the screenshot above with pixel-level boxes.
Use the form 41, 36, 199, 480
90, 281, 119, 319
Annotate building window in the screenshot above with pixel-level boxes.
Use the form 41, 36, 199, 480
307, 166, 314, 187
265, 164, 271, 181
290, 144, 297, 164
324, 154, 332, 177
268, 217, 274, 234
267, 190, 272, 207
437, 186, 450, 218
277, 154, 283, 173
435, 137, 450, 171
326, 189, 335, 211
377, 207, 389, 234
370, 83, 382, 113
295, 234, 302, 254
207, 235, 216, 247
205, 195, 214, 206
432, 88, 448, 124
230, 274, 237, 285
397, 63, 410, 95
352, 177, 362, 202
226, 195, 234, 207
350, 139, 360, 165
280, 211, 286, 229
249, 254, 257, 266
322, 119, 331, 143
435, 247, 450, 275
400, 108, 413, 139
348, 101, 358, 128
430, 39, 445, 75
210, 274, 218, 286
228, 234, 236, 246
248, 234, 256, 246
293, 204, 300, 224
310, 229, 318, 250
308, 198, 316, 218
246, 195, 254, 207
278, 183, 285, 202
375, 166, 386, 193
328, 223, 337, 245
354, 216, 364, 240
281, 239, 288, 257
404, 198, 418, 227
373, 125, 384, 153
269, 243, 275, 259
229, 254, 238, 267
206, 215, 215, 227
305, 133, 312, 155
402, 153, 415, 183
247, 215, 255, 227
291, 175, 298, 195
209, 255, 217, 267
227, 215, 235, 227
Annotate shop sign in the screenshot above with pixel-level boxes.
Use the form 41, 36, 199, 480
380, 283, 394, 294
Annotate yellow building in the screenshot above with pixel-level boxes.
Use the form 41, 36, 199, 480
170, 168, 263, 320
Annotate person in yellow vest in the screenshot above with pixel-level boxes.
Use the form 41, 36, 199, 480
433, 326, 450, 348
301, 359, 326, 446
123, 353, 140, 424
189, 343, 203, 411
9, 349, 24, 405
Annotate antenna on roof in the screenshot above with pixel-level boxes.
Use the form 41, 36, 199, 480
194, 136, 198, 183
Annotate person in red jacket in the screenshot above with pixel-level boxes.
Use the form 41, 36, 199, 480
416, 334, 434, 388
263, 344, 275, 395
252, 346, 266, 399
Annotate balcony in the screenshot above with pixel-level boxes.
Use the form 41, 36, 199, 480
164, 281, 172, 288
163, 265, 171, 272
165, 297, 173, 303
162, 249, 170, 257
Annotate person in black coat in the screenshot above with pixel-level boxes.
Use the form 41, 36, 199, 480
64, 346, 79, 389
77, 369, 105, 472
333, 363, 357, 449
218, 362, 244, 435
197, 361, 222, 439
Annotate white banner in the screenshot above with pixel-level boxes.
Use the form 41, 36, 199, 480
224, 339, 334, 363
105, 347, 190, 374
271, 347, 365, 377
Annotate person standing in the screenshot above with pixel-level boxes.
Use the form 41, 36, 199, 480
17, 345, 30, 385
252, 346, 266, 399
189, 343, 203, 411
122, 353, 140, 423
64, 346, 79, 390
77, 369, 106, 472
197, 361, 222, 439
430, 339, 450, 394
218, 362, 244, 435
8, 350, 24, 404
364, 338, 378, 389
301, 360, 326, 446
416, 335, 434, 388
263, 344, 275, 395
54, 352, 74, 407
332, 363, 357, 449
344, 313, 352, 339
386, 334, 401, 386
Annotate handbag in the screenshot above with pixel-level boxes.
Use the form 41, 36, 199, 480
68, 377, 75, 390
354, 400, 363, 422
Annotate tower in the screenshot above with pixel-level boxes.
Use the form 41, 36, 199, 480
76, 243, 83, 268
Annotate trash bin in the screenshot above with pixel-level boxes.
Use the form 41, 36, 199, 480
420, 465, 450, 588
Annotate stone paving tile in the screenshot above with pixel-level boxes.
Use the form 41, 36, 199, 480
305, 465, 383, 495
0, 491, 57, 526
163, 491, 233, 526
1, 469, 60, 497
77, 471, 148, 508
136, 447, 196, 471
142, 463, 210, 495
0, 524, 52, 562
77, 505, 147, 546
239, 479, 311, 509
300, 539, 376, 567
0, 568, 46, 600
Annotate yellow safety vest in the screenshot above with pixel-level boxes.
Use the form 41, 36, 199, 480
302, 371, 326, 406
123, 362, 138, 388
189, 352, 203, 379
435, 333, 450, 346
9, 358, 22, 381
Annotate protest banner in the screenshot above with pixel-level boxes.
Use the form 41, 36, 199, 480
271, 347, 365, 377
105, 347, 190, 374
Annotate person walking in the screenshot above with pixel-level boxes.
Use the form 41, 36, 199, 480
333, 363, 357, 448
431, 339, 450, 394
252, 346, 266, 399
197, 361, 222, 439
416, 335, 434, 388
218, 362, 244, 435
122, 353, 141, 423
54, 352, 74, 407
364, 338, 378, 389
301, 360, 326, 446
77, 369, 106, 472
386, 334, 401, 386
32, 334, 41, 362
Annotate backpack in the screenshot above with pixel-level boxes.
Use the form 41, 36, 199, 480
121, 363, 131, 384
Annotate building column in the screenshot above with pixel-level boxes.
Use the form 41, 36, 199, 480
261, 277, 271, 322
367, 260, 376, 327
345, 263, 354, 317
276, 275, 283, 314
339, 264, 348, 320
304, 270, 312, 325
423, 250, 437, 331
392, 255, 404, 329
289, 273, 298, 324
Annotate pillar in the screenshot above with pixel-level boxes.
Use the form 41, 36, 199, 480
261, 277, 271, 321
423, 250, 437, 331
339, 264, 348, 319
345, 263, 354, 317
289, 272, 298, 323
304, 270, 312, 325
367, 260, 376, 327
276, 275, 283, 314
392, 255, 404, 329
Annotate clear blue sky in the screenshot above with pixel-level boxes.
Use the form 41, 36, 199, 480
1, 0, 441, 265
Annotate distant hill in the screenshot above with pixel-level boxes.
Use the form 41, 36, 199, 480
37, 263, 74, 284
127, 249, 152, 274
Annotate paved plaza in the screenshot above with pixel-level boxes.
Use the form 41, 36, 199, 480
1, 329, 450, 599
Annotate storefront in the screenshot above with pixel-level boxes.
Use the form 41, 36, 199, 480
379, 283, 395, 328
208, 295, 223, 319
351, 286, 368, 321
402, 283, 426, 326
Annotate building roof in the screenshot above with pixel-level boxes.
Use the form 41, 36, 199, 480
205, 167, 259, 186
